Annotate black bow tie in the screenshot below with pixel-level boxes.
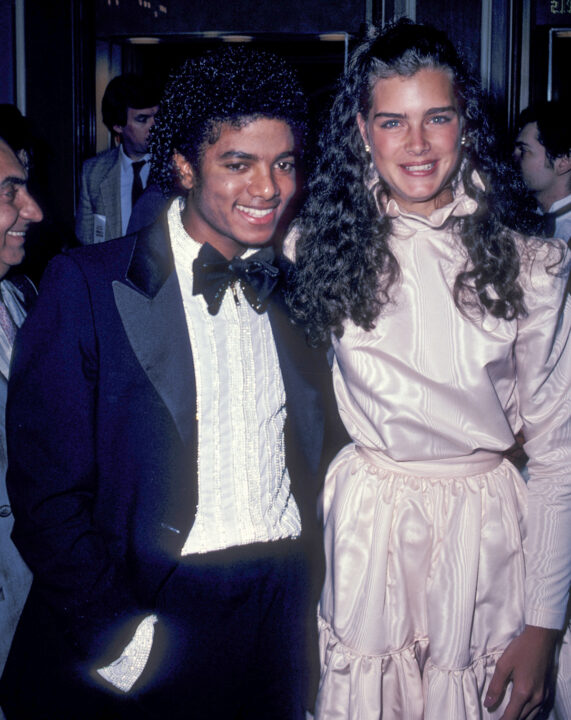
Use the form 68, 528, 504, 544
540, 200, 571, 238
192, 243, 280, 315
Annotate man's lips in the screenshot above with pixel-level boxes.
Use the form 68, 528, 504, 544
236, 204, 279, 223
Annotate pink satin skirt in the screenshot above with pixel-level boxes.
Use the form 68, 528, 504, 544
315, 444, 527, 719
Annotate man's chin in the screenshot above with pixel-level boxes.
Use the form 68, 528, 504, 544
1, 248, 26, 270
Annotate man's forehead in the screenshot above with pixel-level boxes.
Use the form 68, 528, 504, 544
127, 106, 158, 115
0, 140, 26, 183
517, 121, 541, 144
215, 118, 294, 144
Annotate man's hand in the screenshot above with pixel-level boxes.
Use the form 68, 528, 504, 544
484, 625, 560, 719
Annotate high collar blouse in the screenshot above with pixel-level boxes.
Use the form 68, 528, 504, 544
331, 179, 571, 628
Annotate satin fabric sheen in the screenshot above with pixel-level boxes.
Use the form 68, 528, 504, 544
315, 184, 571, 718
316, 447, 523, 719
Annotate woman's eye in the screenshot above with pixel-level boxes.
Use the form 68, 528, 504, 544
429, 115, 451, 125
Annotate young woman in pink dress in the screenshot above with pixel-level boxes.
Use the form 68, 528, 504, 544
288, 19, 571, 720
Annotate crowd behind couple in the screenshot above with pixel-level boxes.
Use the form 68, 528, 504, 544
0, 17, 570, 720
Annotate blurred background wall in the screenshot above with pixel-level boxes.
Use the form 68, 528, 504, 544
1, 0, 570, 239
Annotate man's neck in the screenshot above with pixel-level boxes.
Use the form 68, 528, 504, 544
120, 143, 147, 162
536, 183, 570, 213
548, 192, 571, 213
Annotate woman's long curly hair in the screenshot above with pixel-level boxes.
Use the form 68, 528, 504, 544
149, 45, 307, 195
288, 19, 543, 346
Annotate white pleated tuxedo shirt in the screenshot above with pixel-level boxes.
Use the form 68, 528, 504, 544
169, 197, 301, 553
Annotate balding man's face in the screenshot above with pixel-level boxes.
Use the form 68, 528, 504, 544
0, 140, 43, 278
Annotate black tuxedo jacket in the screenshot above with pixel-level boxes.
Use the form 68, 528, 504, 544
4, 217, 344, 669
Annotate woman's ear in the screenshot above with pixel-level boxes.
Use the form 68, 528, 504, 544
356, 113, 369, 147
172, 152, 195, 191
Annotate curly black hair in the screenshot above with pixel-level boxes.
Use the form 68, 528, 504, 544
288, 19, 545, 346
149, 45, 307, 195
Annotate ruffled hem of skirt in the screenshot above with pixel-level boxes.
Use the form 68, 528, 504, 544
315, 617, 511, 720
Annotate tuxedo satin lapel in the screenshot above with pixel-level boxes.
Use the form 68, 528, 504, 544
100, 160, 122, 239
125, 216, 173, 296
267, 293, 324, 474
113, 272, 196, 445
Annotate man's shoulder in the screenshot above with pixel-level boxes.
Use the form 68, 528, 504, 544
58, 220, 168, 281
48, 234, 137, 286
81, 147, 121, 178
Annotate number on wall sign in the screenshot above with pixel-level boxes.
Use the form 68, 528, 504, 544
550, 0, 571, 14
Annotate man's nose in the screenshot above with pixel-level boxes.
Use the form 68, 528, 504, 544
248, 167, 279, 199
19, 188, 43, 223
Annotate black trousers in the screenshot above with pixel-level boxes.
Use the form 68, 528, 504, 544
1, 539, 315, 720
133, 539, 312, 720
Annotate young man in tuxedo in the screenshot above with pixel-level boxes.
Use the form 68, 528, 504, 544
1, 47, 344, 719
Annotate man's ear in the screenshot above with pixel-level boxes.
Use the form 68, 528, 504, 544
112, 124, 124, 137
554, 152, 571, 177
172, 152, 195, 191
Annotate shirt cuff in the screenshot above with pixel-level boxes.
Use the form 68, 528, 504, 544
525, 605, 568, 632
96, 613, 158, 692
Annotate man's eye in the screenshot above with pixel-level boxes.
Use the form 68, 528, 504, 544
0, 186, 16, 202
226, 163, 247, 171
276, 161, 295, 172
